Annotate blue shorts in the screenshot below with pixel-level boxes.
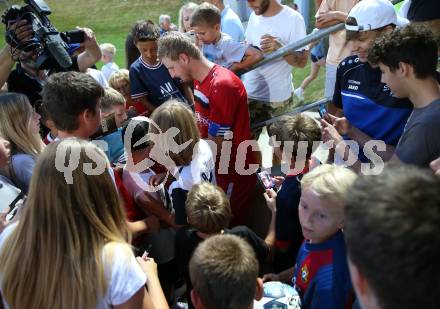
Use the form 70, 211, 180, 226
310, 41, 326, 63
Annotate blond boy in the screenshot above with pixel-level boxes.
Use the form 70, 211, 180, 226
100, 43, 119, 81
97, 87, 127, 165
190, 2, 262, 73
263, 164, 357, 309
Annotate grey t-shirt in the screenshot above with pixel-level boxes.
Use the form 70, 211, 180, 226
396, 98, 440, 167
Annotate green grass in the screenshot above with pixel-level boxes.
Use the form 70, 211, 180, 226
293, 62, 326, 106
0, 0, 326, 103
46, 0, 190, 67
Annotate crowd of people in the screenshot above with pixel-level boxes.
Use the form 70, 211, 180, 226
0, 0, 439, 308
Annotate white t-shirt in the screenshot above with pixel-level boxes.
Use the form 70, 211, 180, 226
168, 139, 216, 225
242, 6, 307, 102
168, 139, 216, 193
87, 68, 109, 87
0, 223, 146, 308
102, 62, 120, 81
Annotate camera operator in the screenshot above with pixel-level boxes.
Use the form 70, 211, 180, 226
2, 20, 101, 107
0, 19, 32, 89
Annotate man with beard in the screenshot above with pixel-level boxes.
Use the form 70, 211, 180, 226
242, 0, 308, 140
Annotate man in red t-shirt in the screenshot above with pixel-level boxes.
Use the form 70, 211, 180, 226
157, 32, 257, 226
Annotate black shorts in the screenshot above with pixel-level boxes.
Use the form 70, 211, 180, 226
311, 53, 323, 63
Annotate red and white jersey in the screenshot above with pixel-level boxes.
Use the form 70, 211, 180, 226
195, 65, 256, 225
194, 65, 253, 169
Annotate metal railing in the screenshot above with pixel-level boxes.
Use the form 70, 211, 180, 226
237, 23, 344, 76
251, 98, 329, 129
244, 0, 404, 130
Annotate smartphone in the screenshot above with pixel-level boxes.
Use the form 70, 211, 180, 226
90, 113, 118, 139
0, 181, 22, 213
318, 105, 327, 118
0, 180, 25, 221
6, 198, 24, 222
257, 169, 275, 191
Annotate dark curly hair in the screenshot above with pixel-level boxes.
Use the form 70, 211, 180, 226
368, 24, 438, 79
131, 20, 160, 43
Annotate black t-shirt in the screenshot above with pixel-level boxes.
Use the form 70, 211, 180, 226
7, 65, 44, 107
275, 175, 303, 252
175, 226, 269, 309
7, 56, 80, 107
407, 0, 440, 22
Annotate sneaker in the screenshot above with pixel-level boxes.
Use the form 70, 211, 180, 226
294, 87, 304, 101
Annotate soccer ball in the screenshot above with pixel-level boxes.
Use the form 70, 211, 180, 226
253, 281, 302, 309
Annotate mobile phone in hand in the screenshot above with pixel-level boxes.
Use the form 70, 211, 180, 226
257, 170, 276, 191
318, 105, 327, 118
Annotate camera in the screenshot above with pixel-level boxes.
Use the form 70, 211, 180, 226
2, 0, 84, 70
318, 104, 327, 118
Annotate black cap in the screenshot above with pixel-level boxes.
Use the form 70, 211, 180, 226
121, 118, 150, 151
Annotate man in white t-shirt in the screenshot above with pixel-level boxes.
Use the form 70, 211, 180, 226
243, 0, 308, 138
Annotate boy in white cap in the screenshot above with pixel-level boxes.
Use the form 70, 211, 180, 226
321, 0, 412, 171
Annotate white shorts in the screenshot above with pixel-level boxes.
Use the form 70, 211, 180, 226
325, 63, 338, 100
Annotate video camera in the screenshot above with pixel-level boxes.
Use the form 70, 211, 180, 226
2, 0, 85, 70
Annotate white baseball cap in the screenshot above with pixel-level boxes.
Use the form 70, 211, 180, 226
345, 0, 409, 32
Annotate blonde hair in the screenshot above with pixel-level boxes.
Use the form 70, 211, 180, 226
186, 182, 231, 233
0, 139, 130, 309
100, 43, 116, 57
101, 87, 126, 113
0, 92, 44, 156
108, 69, 130, 88
149, 100, 200, 166
178, 2, 198, 32
301, 164, 357, 206
158, 31, 201, 61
